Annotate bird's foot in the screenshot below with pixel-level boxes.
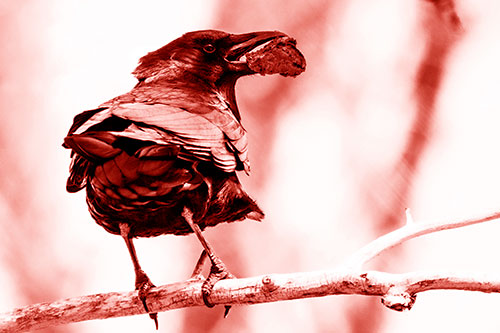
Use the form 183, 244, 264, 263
202, 255, 235, 318
135, 269, 159, 330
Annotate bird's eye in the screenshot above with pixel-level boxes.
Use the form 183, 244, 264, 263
203, 44, 216, 54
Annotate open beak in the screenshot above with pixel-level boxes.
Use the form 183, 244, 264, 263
224, 31, 287, 73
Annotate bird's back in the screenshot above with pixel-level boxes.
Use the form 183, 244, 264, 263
64, 83, 263, 238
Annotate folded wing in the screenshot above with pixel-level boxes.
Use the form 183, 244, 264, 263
63, 101, 250, 193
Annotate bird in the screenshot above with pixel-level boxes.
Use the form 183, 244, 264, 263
62, 29, 288, 328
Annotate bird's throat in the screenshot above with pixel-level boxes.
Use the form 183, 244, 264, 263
217, 76, 241, 121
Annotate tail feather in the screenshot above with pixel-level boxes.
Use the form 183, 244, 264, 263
246, 209, 264, 221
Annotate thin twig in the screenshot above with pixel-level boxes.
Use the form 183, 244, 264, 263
342, 210, 500, 269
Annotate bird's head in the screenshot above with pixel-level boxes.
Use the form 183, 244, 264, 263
132, 30, 288, 120
133, 29, 286, 85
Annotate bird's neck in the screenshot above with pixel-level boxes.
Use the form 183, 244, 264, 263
134, 73, 243, 122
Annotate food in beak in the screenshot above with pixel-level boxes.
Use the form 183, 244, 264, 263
245, 36, 306, 77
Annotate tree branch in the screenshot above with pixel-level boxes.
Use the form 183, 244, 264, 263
2, 208, 500, 331
3, 270, 500, 331
342, 209, 500, 269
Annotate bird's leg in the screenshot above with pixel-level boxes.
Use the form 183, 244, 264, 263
119, 223, 159, 329
190, 250, 208, 278
182, 207, 234, 316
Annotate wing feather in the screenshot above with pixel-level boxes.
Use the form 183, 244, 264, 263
65, 101, 249, 172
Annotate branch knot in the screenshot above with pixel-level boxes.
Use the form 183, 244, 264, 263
261, 276, 278, 292
381, 287, 417, 311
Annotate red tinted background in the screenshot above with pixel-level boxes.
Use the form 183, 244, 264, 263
1, 0, 500, 332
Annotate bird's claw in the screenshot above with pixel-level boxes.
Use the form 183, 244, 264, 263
135, 269, 159, 330
201, 256, 235, 317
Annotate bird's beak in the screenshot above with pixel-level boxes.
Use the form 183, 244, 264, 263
225, 31, 287, 73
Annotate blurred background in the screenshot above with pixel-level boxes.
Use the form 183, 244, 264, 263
1, 0, 500, 332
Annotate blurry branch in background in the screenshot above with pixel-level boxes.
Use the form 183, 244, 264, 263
2, 209, 500, 332
426, 0, 463, 31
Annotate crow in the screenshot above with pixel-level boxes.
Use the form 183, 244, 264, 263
63, 30, 287, 327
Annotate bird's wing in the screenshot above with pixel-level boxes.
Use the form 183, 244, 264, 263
64, 102, 249, 173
